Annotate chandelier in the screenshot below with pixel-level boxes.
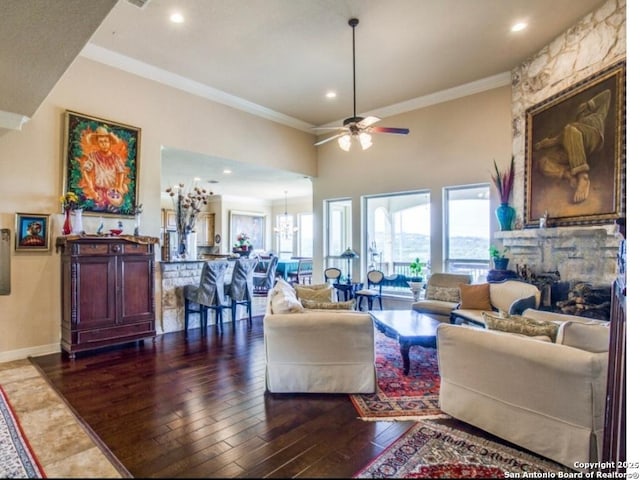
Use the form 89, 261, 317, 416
274, 191, 298, 240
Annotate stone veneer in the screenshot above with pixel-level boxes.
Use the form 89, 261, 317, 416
159, 260, 267, 334
494, 225, 619, 286
502, 0, 625, 284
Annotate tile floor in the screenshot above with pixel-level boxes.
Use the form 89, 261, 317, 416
0, 359, 128, 478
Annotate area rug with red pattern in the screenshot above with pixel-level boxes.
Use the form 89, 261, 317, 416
0, 385, 45, 478
354, 421, 574, 478
349, 330, 449, 421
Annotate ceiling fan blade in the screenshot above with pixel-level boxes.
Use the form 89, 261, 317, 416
358, 116, 380, 128
314, 133, 346, 146
370, 126, 410, 135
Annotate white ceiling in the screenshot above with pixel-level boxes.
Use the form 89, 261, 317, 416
3, 0, 610, 200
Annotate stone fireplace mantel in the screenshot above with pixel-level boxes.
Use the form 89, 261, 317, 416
494, 225, 620, 286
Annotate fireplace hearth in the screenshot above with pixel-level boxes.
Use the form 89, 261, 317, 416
494, 225, 619, 322
553, 281, 611, 321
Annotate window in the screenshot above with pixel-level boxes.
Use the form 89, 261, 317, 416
444, 184, 490, 282
364, 191, 430, 291
325, 199, 352, 276
298, 212, 313, 257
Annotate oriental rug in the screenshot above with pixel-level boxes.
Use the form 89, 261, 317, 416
354, 421, 574, 478
349, 330, 449, 421
0, 385, 45, 478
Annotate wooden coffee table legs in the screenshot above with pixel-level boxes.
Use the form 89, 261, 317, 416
398, 337, 437, 375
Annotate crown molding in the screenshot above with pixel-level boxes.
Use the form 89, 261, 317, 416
80, 43, 314, 132
81, 43, 510, 133
0, 110, 30, 131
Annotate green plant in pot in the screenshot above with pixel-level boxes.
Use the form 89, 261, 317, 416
407, 258, 427, 301
409, 257, 425, 281
489, 245, 509, 270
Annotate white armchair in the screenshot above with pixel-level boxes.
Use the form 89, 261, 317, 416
436, 309, 609, 470
263, 287, 376, 394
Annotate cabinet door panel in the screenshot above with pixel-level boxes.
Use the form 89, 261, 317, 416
76, 257, 116, 329
119, 256, 154, 322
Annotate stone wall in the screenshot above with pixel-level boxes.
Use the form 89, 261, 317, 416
160, 261, 205, 333
501, 0, 625, 283
495, 225, 619, 286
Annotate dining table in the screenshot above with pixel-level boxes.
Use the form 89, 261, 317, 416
275, 259, 299, 279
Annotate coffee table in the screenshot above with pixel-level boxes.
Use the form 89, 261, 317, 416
370, 310, 441, 375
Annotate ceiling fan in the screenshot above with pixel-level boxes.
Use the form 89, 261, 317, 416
314, 18, 409, 151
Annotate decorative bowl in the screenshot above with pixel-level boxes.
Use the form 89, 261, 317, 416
110, 229, 123, 236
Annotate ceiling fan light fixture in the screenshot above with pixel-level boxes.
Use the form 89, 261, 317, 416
313, 17, 409, 150
338, 134, 352, 151
359, 132, 372, 150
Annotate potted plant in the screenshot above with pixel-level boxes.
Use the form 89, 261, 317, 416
489, 245, 509, 270
408, 257, 426, 301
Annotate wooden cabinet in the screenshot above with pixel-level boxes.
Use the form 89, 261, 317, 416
56, 236, 158, 358
196, 213, 215, 246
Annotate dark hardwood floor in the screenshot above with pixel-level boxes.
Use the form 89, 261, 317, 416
30, 316, 416, 478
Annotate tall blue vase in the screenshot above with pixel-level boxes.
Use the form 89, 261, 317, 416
496, 203, 515, 231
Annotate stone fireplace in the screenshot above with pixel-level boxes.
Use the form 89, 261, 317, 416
494, 225, 620, 320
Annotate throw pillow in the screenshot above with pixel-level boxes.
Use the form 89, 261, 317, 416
426, 285, 460, 303
294, 285, 333, 302
458, 283, 492, 310
273, 278, 296, 296
301, 299, 355, 310
482, 312, 559, 342
270, 279, 304, 314
270, 288, 304, 314
298, 282, 330, 290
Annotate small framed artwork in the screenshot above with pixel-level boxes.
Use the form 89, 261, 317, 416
524, 61, 625, 227
15, 213, 51, 252
62, 111, 141, 217
229, 211, 266, 250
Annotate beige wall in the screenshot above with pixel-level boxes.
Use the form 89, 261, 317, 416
314, 85, 512, 283
0, 57, 316, 361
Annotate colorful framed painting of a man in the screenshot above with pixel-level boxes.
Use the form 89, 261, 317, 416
62, 111, 141, 216
15, 213, 51, 252
524, 61, 625, 227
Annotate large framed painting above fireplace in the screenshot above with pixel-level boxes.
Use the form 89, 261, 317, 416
524, 61, 625, 228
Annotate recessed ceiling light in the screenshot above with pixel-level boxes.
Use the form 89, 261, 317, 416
511, 22, 527, 32
325, 91, 337, 99
170, 12, 184, 23
223, 169, 232, 174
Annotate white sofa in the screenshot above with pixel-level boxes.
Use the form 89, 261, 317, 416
450, 280, 541, 326
263, 288, 376, 394
437, 308, 610, 470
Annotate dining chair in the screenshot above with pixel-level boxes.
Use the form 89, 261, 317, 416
287, 257, 313, 285
183, 261, 229, 336
323, 267, 342, 285
253, 255, 279, 296
223, 256, 259, 326
354, 270, 385, 311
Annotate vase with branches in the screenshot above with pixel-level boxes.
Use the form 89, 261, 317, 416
166, 183, 213, 258
491, 156, 516, 231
